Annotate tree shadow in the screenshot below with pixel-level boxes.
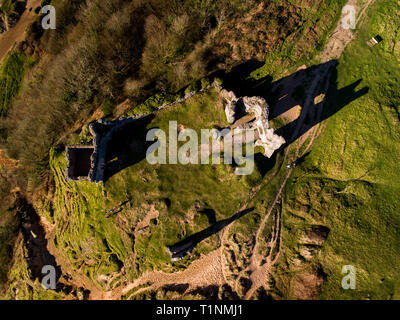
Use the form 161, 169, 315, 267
218, 60, 270, 97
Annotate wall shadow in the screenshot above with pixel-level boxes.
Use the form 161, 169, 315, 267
220, 59, 369, 147
254, 151, 278, 178
102, 59, 369, 181
275, 75, 369, 145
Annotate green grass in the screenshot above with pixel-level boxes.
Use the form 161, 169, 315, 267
0, 52, 33, 117
46, 149, 132, 289
107, 89, 265, 272
273, 0, 400, 299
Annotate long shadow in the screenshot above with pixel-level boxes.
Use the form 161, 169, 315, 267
167, 207, 254, 260
218, 60, 270, 97
102, 114, 156, 182
254, 151, 278, 178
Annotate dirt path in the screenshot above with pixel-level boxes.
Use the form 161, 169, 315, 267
0, 0, 41, 62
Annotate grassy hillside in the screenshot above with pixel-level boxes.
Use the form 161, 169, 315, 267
2, 0, 345, 182
272, 0, 400, 299
5, 0, 395, 300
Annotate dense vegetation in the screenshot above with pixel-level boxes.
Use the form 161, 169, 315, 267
0, 52, 31, 117
0, 50, 32, 294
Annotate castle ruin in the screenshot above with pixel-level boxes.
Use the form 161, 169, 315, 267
221, 89, 285, 158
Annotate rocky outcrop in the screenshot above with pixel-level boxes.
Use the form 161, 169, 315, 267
221, 89, 285, 158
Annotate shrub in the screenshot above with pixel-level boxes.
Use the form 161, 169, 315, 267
200, 77, 210, 89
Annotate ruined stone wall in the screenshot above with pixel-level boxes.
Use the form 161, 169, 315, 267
66, 81, 280, 183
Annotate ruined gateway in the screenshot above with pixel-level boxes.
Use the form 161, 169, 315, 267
166, 91, 285, 261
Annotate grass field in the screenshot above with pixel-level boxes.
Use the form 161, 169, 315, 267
4, 0, 398, 300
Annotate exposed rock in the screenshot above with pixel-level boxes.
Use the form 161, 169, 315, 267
221, 90, 239, 124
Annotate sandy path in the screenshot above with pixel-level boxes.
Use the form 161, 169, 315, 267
0, 0, 41, 62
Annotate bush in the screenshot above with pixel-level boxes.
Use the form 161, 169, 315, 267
200, 77, 210, 89
184, 82, 198, 95
212, 77, 223, 87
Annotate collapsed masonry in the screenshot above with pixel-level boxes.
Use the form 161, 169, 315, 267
66, 88, 285, 182
221, 89, 285, 157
